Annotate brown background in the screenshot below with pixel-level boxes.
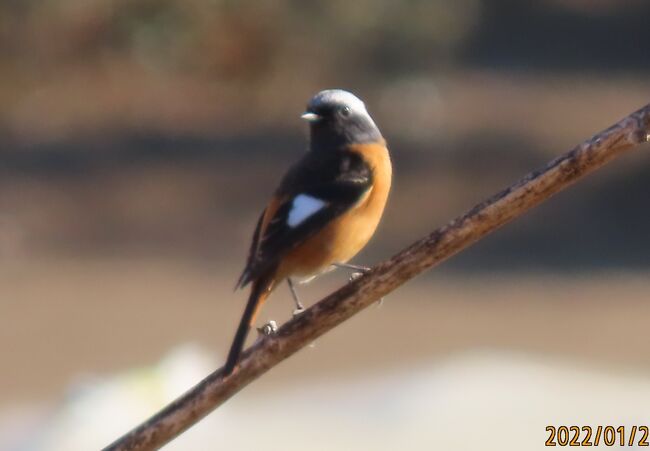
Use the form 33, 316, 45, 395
1, 1, 650, 449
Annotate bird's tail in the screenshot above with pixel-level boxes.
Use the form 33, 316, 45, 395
224, 276, 274, 375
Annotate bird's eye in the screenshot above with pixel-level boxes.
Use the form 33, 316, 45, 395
340, 106, 351, 117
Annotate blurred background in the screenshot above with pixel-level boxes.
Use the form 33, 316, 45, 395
1, 1, 650, 449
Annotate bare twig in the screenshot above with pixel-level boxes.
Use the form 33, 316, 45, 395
105, 104, 650, 451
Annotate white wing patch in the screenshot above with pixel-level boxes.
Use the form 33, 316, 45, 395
287, 194, 326, 227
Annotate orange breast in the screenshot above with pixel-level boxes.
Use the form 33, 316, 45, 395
277, 142, 392, 279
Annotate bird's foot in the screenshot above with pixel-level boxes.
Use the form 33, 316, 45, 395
257, 320, 278, 337
334, 263, 385, 303
333, 263, 371, 282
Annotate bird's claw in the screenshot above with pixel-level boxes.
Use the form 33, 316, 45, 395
346, 267, 384, 303
292, 306, 306, 317
348, 266, 371, 282
257, 320, 278, 337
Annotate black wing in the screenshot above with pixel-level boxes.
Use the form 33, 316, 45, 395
237, 149, 372, 288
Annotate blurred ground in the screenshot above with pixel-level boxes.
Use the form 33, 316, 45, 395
5, 347, 650, 451
1, 1, 650, 449
3, 263, 650, 450
2, 259, 650, 404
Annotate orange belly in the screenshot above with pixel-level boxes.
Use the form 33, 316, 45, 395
277, 143, 391, 279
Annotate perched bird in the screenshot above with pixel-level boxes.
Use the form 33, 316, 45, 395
224, 89, 392, 374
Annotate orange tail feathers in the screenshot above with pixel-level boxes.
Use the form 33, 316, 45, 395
224, 276, 274, 375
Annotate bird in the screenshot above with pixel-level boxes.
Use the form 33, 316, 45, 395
224, 89, 392, 375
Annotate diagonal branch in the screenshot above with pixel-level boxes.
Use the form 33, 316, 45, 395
105, 104, 650, 451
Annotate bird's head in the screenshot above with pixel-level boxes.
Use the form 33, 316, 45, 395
302, 89, 382, 151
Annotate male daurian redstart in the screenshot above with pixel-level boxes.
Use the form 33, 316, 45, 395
224, 89, 392, 374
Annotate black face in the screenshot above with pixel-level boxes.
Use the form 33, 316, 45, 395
304, 90, 382, 151
307, 101, 352, 121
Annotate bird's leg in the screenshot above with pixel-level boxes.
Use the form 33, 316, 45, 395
287, 278, 305, 315
333, 262, 371, 272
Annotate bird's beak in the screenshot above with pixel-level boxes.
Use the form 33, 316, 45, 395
300, 112, 321, 122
